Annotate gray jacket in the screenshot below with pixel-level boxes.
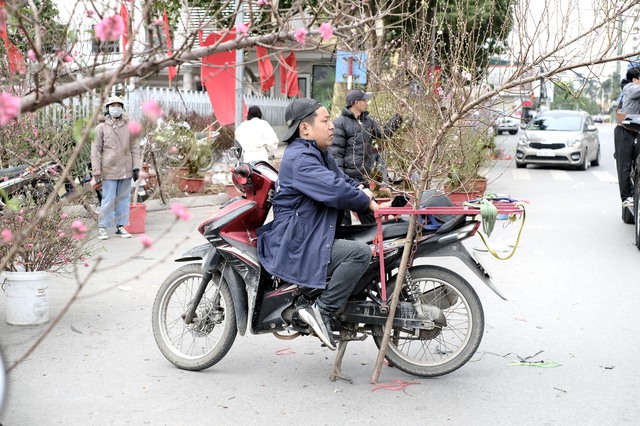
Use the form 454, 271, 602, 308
91, 116, 141, 180
621, 82, 640, 114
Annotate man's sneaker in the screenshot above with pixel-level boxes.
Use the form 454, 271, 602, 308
115, 226, 131, 238
97, 227, 108, 240
623, 197, 634, 208
298, 303, 336, 350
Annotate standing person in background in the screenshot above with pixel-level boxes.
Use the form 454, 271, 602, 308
614, 66, 640, 209
91, 96, 141, 240
330, 89, 403, 224
234, 106, 280, 163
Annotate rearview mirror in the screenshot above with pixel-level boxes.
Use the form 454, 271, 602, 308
233, 140, 243, 160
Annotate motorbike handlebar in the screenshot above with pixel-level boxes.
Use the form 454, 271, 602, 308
233, 165, 251, 178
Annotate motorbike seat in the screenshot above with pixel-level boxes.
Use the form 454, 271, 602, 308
335, 219, 410, 243
0, 165, 28, 179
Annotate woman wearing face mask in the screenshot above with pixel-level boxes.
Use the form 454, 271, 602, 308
91, 95, 141, 240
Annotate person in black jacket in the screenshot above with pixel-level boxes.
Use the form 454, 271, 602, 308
330, 89, 403, 224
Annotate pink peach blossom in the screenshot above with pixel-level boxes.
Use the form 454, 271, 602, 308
0, 92, 21, 126
70, 219, 88, 240
170, 202, 192, 221
294, 28, 307, 45
94, 15, 125, 42
236, 23, 249, 36
27, 49, 36, 61
1, 229, 13, 242
128, 120, 142, 136
142, 100, 164, 121
319, 23, 333, 41
257, 0, 268, 5
139, 234, 153, 248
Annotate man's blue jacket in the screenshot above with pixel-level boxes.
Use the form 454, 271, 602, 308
257, 137, 371, 288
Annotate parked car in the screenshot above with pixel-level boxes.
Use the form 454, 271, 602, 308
592, 114, 604, 123
496, 117, 519, 135
515, 110, 601, 170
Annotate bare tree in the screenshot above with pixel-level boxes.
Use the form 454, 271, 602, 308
1, 0, 640, 383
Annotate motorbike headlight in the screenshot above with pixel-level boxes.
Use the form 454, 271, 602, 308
518, 136, 528, 146
566, 138, 580, 147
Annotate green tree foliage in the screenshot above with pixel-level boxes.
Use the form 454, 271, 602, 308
2, 0, 66, 54
381, 0, 513, 70
551, 81, 600, 114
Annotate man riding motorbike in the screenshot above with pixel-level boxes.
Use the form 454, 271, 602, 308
257, 98, 379, 350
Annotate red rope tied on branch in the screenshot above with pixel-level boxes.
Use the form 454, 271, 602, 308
372, 379, 421, 392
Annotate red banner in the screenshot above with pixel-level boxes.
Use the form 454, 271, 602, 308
200, 31, 246, 126
279, 52, 299, 98
162, 10, 176, 81
256, 46, 275, 92
0, 1, 25, 74
120, 1, 129, 56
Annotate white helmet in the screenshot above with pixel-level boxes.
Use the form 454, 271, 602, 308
105, 95, 125, 108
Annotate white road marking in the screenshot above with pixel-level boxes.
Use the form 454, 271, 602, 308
550, 170, 571, 181
592, 171, 618, 183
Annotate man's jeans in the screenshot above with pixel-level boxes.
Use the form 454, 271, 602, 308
99, 178, 132, 228
316, 239, 372, 315
614, 125, 640, 200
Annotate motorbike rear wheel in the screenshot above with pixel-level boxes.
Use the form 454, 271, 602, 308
152, 263, 237, 371
373, 266, 484, 377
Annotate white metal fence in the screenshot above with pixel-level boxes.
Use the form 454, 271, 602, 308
38, 88, 293, 128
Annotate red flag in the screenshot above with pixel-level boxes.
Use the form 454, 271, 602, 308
120, 1, 129, 56
162, 10, 176, 81
200, 31, 246, 126
255, 46, 275, 92
7, 43, 25, 73
279, 52, 299, 98
0, 1, 25, 74
0, 1, 8, 45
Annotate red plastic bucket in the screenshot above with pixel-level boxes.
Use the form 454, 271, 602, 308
125, 203, 147, 234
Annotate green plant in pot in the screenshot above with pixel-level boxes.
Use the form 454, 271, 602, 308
445, 125, 495, 198
0, 199, 95, 325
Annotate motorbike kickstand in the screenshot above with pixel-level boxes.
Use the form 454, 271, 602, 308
329, 337, 352, 384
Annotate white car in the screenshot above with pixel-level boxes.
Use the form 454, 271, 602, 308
515, 110, 600, 170
496, 117, 519, 135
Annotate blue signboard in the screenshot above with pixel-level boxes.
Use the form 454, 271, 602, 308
335, 51, 368, 84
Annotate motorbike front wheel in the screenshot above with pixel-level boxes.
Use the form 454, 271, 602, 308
152, 263, 237, 371
373, 266, 484, 377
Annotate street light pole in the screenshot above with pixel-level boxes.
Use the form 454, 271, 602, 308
235, 0, 244, 128
617, 15, 623, 78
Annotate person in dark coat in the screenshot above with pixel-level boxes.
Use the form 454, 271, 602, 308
330, 89, 403, 224
257, 98, 378, 350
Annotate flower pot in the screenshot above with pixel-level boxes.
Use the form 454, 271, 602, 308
446, 177, 487, 203
170, 167, 189, 183
178, 176, 205, 193
125, 203, 147, 234
448, 191, 483, 203
2, 271, 49, 326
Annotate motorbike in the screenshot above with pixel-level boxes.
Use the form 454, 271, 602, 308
152, 145, 515, 379
0, 162, 60, 209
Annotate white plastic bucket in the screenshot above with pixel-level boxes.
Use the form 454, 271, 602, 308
2, 271, 50, 326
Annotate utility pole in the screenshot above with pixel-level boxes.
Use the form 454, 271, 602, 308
235, 0, 244, 128
617, 14, 623, 79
